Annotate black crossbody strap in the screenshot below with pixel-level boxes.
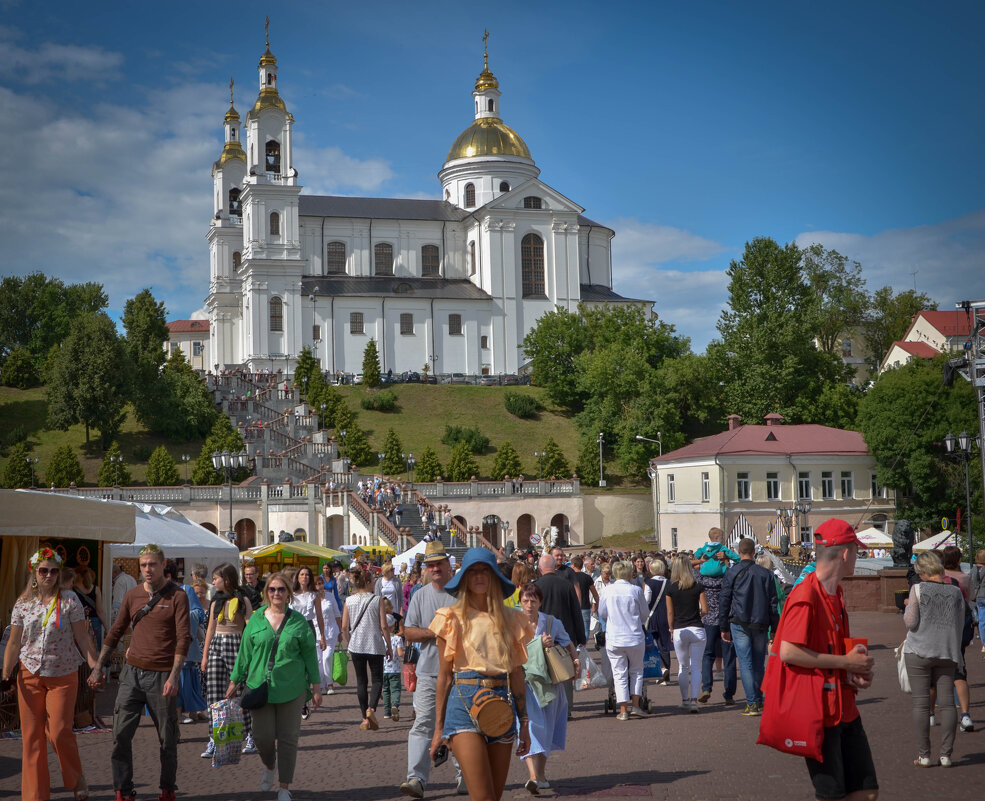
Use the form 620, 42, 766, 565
133, 582, 176, 627
350, 594, 377, 635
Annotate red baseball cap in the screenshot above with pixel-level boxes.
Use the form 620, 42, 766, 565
815, 519, 864, 548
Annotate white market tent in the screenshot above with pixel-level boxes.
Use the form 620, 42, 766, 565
856, 527, 894, 547
912, 530, 958, 553
393, 540, 427, 572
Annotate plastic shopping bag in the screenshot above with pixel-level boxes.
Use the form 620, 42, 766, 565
642, 632, 662, 679
402, 661, 417, 692
333, 649, 349, 686
209, 699, 244, 768
575, 647, 607, 691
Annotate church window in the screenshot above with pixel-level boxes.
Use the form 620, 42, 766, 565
374, 243, 394, 275
523, 196, 542, 209
421, 245, 440, 276
228, 188, 242, 216
326, 241, 346, 274
464, 183, 475, 208
312, 324, 321, 341
269, 297, 283, 332
521, 233, 545, 297
448, 314, 463, 335
499, 181, 510, 193
488, 99, 495, 113
269, 211, 280, 237
400, 313, 414, 335
232, 251, 242, 269
349, 312, 364, 335
480, 335, 488, 349
265, 140, 281, 173
469, 241, 476, 276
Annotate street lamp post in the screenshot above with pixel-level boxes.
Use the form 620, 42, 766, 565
110, 454, 123, 486
213, 449, 248, 543
945, 430, 978, 555
339, 429, 347, 462
597, 432, 605, 487
181, 454, 191, 483
533, 450, 542, 479
777, 501, 812, 548
377, 451, 385, 473
499, 518, 509, 550
26, 456, 38, 488
636, 433, 663, 547
406, 453, 416, 481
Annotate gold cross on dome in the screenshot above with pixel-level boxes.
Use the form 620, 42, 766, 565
229, 77, 234, 104
265, 16, 270, 47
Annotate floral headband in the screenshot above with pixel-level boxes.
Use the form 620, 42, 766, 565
30, 547, 63, 569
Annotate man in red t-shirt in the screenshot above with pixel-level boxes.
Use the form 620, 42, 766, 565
777, 520, 878, 801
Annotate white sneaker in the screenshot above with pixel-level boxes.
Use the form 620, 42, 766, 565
960, 714, 974, 732
200, 738, 215, 759
277, 789, 292, 801
324, 686, 335, 695
939, 755, 952, 768
242, 733, 258, 754
630, 705, 649, 718
929, 714, 938, 727
260, 764, 277, 792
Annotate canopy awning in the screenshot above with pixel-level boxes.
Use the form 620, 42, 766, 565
240, 541, 348, 572
912, 530, 958, 553
855, 527, 894, 547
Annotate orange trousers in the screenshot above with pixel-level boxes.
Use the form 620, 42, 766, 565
17, 665, 83, 801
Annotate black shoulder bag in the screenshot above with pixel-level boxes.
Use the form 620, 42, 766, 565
241, 609, 292, 710
132, 582, 176, 627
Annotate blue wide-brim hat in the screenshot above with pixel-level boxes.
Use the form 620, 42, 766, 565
444, 547, 515, 598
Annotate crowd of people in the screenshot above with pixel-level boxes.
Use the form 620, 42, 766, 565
2, 524, 982, 801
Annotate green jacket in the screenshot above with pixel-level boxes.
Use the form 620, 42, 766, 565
230, 607, 320, 704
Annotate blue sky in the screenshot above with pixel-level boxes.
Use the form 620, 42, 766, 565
1, 0, 983, 352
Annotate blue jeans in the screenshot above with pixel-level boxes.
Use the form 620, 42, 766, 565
701, 623, 737, 698
977, 600, 985, 646
730, 623, 768, 706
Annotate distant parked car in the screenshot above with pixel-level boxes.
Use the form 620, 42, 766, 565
353, 373, 363, 385
501, 374, 520, 385
422, 374, 438, 384
401, 371, 421, 383
479, 375, 501, 386
450, 373, 467, 384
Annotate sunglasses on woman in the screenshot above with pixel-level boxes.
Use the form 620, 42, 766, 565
267, 586, 287, 594
37, 567, 61, 576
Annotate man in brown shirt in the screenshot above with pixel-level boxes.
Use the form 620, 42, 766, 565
91, 544, 190, 801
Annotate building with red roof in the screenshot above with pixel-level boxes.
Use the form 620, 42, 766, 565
879, 309, 980, 373
165, 319, 210, 371
648, 413, 895, 552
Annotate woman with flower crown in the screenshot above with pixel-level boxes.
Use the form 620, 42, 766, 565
1, 546, 99, 801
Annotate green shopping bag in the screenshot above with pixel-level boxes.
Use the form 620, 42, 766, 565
332, 649, 349, 686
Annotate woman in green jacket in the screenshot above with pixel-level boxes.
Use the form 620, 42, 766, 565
227, 572, 321, 801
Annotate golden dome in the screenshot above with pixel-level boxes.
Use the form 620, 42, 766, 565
259, 46, 277, 67
475, 66, 499, 92
224, 102, 241, 123
248, 87, 288, 119
218, 140, 246, 167
446, 117, 532, 162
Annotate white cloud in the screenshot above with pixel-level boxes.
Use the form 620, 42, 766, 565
608, 217, 725, 278
794, 210, 985, 306
0, 26, 123, 84
297, 145, 395, 194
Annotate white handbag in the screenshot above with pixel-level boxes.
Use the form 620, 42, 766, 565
896, 584, 919, 694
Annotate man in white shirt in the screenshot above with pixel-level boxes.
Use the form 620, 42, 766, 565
111, 563, 137, 621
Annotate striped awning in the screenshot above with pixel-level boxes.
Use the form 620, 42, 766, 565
728, 514, 755, 548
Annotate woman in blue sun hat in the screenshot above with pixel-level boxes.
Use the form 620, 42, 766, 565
429, 548, 535, 801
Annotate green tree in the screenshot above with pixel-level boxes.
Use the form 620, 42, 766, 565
333, 404, 373, 466
800, 244, 870, 354
293, 346, 319, 397
521, 307, 587, 409
860, 286, 937, 374
2, 442, 34, 488
144, 347, 218, 440
657, 352, 726, 442
0, 272, 107, 370
1, 346, 39, 388
146, 445, 181, 486
46, 312, 130, 446
711, 237, 847, 425
362, 339, 382, 388
540, 436, 570, 479
447, 440, 480, 481
857, 357, 978, 530
575, 434, 601, 486
192, 415, 248, 485
122, 289, 169, 423
309, 372, 344, 429
380, 427, 405, 475
46, 444, 85, 488
491, 440, 524, 480
415, 446, 443, 482
97, 441, 132, 487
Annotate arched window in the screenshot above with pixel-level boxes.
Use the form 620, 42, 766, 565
464, 183, 475, 208
269, 297, 283, 332
521, 233, 545, 297
469, 241, 476, 276
499, 181, 510, 193
232, 251, 242, 269
421, 244, 439, 276
374, 242, 394, 275
523, 196, 542, 209
326, 241, 346, 274
488, 99, 495, 113
228, 187, 241, 216
269, 211, 280, 237
265, 140, 281, 173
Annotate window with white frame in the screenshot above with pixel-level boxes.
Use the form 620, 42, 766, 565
871, 473, 886, 499
448, 314, 462, 335
421, 244, 439, 277
800, 526, 813, 543
821, 471, 834, 499
671, 528, 679, 549
841, 471, 854, 499
349, 312, 364, 335
701, 471, 710, 502
374, 243, 394, 276
667, 474, 675, 503
736, 472, 750, 501
269, 297, 283, 332
326, 241, 346, 273
798, 471, 812, 500
400, 313, 413, 335
766, 472, 780, 501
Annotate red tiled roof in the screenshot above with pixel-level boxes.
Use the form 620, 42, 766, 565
167, 319, 210, 334
914, 310, 973, 337
653, 422, 869, 462
891, 340, 939, 359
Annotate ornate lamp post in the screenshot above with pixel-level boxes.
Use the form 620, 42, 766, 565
499, 518, 509, 550
945, 430, 978, 554
377, 451, 385, 472
776, 501, 812, 549
406, 452, 416, 481
110, 454, 124, 486
26, 455, 38, 488
181, 454, 191, 483
213, 449, 248, 543
339, 429, 347, 462
597, 432, 605, 487
533, 450, 543, 479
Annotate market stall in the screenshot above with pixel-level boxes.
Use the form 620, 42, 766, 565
240, 541, 348, 577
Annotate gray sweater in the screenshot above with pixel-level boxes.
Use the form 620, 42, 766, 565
903, 580, 965, 667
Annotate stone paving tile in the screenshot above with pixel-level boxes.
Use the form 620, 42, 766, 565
0, 612, 982, 800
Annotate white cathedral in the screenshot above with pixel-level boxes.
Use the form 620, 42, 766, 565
207, 34, 646, 377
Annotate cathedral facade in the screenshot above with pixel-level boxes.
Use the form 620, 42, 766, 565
207, 36, 645, 377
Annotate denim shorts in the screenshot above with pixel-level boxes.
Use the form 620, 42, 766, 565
443, 671, 516, 744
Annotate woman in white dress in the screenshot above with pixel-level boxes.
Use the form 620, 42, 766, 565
290, 566, 326, 717
314, 576, 342, 693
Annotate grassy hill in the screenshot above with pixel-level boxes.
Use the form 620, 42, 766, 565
1, 382, 636, 486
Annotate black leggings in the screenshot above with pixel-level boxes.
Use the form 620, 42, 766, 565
350, 652, 385, 717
